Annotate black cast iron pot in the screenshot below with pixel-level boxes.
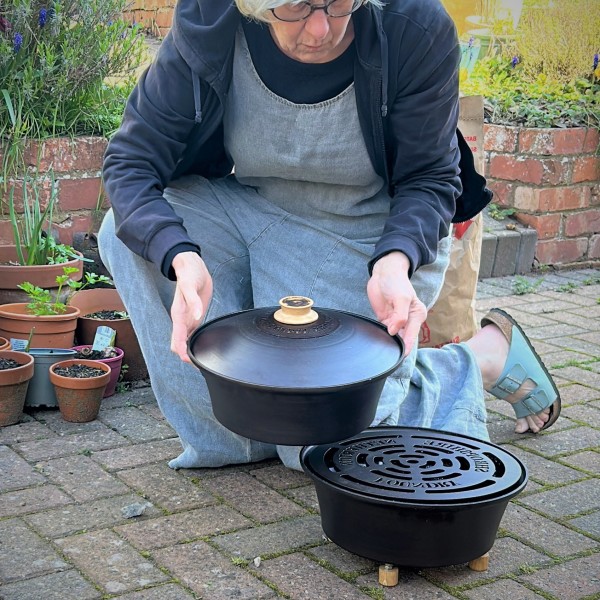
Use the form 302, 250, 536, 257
187, 297, 404, 445
301, 427, 528, 568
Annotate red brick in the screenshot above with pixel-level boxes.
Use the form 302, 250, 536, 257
517, 213, 562, 240
535, 238, 588, 264
0, 179, 53, 214
583, 128, 600, 153
486, 180, 515, 205
484, 124, 519, 153
589, 234, 600, 259
70, 137, 107, 172
565, 209, 600, 237
572, 156, 600, 184
514, 186, 591, 212
591, 184, 600, 207
489, 155, 545, 184
154, 9, 174, 28
58, 178, 103, 211
519, 128, 587, 156
54, 214, 94, 246
0, 219, 14, 244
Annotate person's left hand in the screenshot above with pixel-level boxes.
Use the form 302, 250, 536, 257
366, 251, 427, 356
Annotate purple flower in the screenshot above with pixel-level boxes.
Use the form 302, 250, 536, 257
13, 32, 23, 52
39, 8, 47, 27
511, 56, 520, 68
468, 36, 474, 48
594, 53, 599, 70
0, 15, 11, 33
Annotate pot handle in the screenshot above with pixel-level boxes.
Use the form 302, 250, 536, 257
273, 296, 318, 325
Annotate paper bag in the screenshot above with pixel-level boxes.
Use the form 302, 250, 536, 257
419, 96, 485, 348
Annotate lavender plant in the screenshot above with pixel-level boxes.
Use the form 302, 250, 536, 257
0, 0, 145, 176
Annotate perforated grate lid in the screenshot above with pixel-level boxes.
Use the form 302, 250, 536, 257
301, 427, 527, 505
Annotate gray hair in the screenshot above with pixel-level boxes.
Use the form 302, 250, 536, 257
235, 0, 384, 23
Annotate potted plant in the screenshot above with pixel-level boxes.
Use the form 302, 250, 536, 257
70, 288, 148, 381
70, 345, 124, 398
0, 350, 35, 426
49, 359, 111, 422
0, 172, 85, 305
0, 267, 111, 348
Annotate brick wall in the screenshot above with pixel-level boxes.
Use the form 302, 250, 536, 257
0, 137, 108, 247
123, 0, 175, 37
2, 128, 599, 269
484, 124, 600, 267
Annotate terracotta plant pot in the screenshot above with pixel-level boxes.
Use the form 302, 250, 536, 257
0, 337, 10, 351
0, 245, 84, 305
0, 303, 80, 348
0, 350, 35, 426
49, 359, 111, 422
70, 345, 124, 398
70, 288, 148, 381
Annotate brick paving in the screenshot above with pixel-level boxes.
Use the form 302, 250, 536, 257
1, 269, 599, 600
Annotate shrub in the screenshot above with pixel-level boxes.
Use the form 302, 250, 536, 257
460, 0, 600, 129
516, 0, 599, 83
461, 56, 600, 128
0, 0, 146, 176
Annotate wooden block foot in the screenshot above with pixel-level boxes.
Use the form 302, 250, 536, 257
378, 564, 399, 586
468, 552, 489, 572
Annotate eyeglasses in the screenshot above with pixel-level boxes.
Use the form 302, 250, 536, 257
270, 0, 363, 22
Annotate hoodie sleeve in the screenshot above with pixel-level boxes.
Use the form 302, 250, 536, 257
370, 3, 461, 276
102, 34, 201, 271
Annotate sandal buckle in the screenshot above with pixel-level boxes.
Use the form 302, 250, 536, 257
491, 364, 527, 399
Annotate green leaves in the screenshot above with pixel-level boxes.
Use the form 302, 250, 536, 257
462, 56, 600, 129
17, 266, 114, 316
0, 0, 146, 177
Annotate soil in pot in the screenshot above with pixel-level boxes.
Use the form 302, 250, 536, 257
54, 363, 106, 378
0, 350, 35, 426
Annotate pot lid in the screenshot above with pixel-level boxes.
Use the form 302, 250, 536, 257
188, 296, 403, 389
301, 427, 527, 505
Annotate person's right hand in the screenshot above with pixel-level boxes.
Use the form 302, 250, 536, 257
170, 251, 213, 363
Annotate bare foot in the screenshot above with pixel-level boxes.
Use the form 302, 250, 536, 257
466, 323, 551, 433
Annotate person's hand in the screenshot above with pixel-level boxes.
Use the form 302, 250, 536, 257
170, 251, 213, 363
366, 251, 427, 356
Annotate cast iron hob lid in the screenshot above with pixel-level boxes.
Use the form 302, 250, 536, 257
301, 427, 527, 505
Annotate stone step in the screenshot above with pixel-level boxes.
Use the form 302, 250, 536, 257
479, 208, 537, 279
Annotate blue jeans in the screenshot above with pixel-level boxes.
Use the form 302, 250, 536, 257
98, 175, 488, 470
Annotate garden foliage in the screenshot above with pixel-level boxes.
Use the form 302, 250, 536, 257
0, 0, 145, 175
460, 0, 600, 129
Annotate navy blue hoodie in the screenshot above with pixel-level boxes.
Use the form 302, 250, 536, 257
103, 0, 490, 278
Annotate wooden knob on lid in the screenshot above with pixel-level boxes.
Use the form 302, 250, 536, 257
273, 296, 318, 325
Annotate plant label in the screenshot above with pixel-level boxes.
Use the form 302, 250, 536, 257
92, 326, 117, 351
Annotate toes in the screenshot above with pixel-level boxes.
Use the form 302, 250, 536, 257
515, 417, 530, 433
515, 409, 551, 434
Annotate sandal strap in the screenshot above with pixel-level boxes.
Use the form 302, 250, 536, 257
511, 388, 552, 419
489, 364, 528, 399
